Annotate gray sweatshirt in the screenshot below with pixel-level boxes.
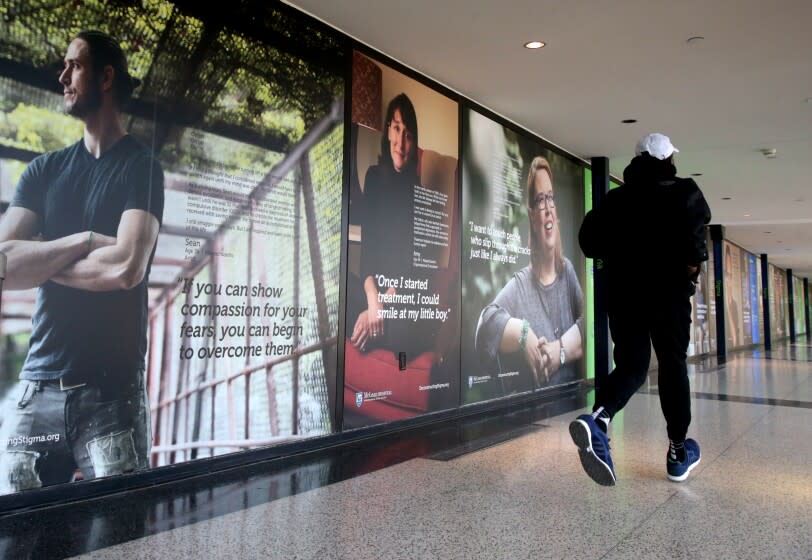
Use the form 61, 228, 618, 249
475, 259, 584, 386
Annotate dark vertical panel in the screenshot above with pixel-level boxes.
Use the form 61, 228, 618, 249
760, 254, 771, 351
590, 157, 610, 385
787, 269, 796, 343
804, 278, 810, 337
710, 225, 726, 361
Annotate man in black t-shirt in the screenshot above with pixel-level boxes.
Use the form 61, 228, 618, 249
0, 31, 164, 494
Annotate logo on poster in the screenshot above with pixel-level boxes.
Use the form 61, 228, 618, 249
468, 375, 492, 387
355, 392, 364, 407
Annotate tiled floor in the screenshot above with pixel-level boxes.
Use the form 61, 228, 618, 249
1, 342, 811, 559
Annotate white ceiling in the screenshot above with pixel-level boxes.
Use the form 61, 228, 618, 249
287, 0, 812, 278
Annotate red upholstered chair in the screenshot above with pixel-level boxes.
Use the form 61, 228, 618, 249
343, 341, 434, 421
345, 145, 459, 424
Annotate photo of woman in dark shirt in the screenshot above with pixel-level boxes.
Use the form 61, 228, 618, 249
349, 93, 436, 356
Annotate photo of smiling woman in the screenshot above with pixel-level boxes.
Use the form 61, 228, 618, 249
344, 52, 460, 428
349, 94, 423, 353
475, 157, 584, 388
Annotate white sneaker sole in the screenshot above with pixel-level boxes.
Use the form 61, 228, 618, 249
569, 419, 616, 486
667, 456, 701, 482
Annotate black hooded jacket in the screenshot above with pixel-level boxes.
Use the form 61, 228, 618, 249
579, 154, 711, 292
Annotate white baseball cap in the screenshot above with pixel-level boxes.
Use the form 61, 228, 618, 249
634, 133, 679, 160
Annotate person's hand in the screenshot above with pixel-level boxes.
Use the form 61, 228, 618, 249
366, 298, 385, 341
525, 333, 549, 387
687, 264, 700, 284
538, 337, 559, 381
350, 311, 370, 351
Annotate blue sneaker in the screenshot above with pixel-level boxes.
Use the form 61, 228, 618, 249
569, 414, 616, 486
667, 438, 701, 482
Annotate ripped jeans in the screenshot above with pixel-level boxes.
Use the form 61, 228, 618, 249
0, 371, 150, 495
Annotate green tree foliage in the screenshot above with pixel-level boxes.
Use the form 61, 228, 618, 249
0, 0, 344, 161
0, 102, 82, 153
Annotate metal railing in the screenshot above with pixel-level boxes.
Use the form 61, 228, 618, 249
147, 101, 342, 466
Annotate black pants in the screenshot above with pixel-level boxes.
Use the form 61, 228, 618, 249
595, 287, 693, 442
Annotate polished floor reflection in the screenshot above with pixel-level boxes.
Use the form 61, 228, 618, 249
1, 340, 811, 559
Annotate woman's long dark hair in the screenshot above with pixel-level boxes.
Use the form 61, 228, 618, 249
379, 93, 419, 177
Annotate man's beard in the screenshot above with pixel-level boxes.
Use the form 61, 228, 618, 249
65, 85, 103, 119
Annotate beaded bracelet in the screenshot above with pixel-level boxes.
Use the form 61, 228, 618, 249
519, 319, 529, 352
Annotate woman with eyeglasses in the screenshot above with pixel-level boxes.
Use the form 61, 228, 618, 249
475, 156, 584, 387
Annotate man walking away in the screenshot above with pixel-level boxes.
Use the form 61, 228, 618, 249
570, 133, 711, 486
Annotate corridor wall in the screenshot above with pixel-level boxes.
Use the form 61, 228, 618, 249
0, 0, 592, 511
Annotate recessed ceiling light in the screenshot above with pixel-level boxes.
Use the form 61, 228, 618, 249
524, 41, 545, 49
686, 36, 705, 44
621, 119, 637, 124
764, 231, 772, 234
744, 214, 751, 217
691, 173, 703, 177
721, 197, 732, 200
